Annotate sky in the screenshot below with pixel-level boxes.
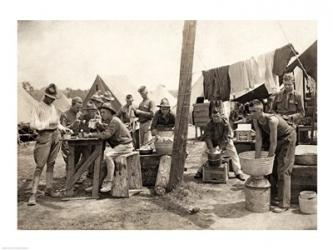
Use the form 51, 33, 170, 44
17, 20, 316, 91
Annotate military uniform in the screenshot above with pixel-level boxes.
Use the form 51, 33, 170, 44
271, 90, 305, 124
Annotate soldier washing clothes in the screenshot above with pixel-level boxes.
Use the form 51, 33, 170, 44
195, 100, 246, 181
250, 99, 297, 213
151, 98, 175, 136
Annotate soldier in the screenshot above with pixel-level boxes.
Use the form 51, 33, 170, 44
28, 84, 71, 206
271, 73, 305, 125
250, 99, 297, 213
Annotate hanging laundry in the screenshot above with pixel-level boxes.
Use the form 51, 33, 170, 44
229, 61, 250, 94
294, 66, 304, 100
203, 65, 231, 101
273, 43, 298, 76
257, 50, 279, 94
244, 56, 261, 88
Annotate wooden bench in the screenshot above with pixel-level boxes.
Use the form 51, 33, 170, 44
111, 151, 142, 198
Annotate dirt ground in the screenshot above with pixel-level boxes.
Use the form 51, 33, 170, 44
17, 126, 317, 230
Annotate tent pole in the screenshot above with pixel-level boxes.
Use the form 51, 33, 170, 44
167, 20, 196, 192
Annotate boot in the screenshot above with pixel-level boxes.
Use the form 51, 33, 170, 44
100, 180, 112, 193
27, 194, 37, 206
45, 188, 62, 198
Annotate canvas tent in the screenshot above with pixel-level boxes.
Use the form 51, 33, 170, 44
100, 75, 142, 108
17, 84, 38, 124
83, 75, 121, 110
150, 84, 177, 110
285, 41, 317, 81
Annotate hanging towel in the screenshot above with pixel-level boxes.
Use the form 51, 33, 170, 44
294, 66, 304, 100
229, 61, 250, 94
273, 43, 298, 76
203, 65, 231, 101
257, 50, 279, 94
244, 56, 261, 88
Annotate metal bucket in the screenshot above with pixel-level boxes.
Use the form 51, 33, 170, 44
299, 191, 317, 214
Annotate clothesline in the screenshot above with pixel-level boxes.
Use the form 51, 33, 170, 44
276, 21, 310, 79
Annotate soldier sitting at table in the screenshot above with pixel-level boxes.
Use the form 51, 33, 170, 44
84, 102, 134, 193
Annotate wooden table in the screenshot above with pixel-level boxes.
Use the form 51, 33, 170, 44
62, 137, 104, 199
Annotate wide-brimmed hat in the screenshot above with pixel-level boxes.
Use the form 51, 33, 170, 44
83, 101, 98, 110
90, 94, 103, 103
44, 83, 58, 99
100, 102, 117, 114
102, 91, 114, 102
157, 98, 171, 108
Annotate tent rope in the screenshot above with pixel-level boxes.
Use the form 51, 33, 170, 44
276, 21, 310, 78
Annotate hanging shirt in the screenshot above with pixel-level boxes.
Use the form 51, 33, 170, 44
273, 43, 298, 76
229, 61, 250, 95
203, 65, 231, 101
294, 67, 304, 100
257, 51, 279, 94
244, 57, 261, 88
30, 101, 61, 131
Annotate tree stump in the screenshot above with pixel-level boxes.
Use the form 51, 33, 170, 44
111, 151, 142, 198
111, 156, 129, 198
126, 151, 142, 189
155, 155, 172, 196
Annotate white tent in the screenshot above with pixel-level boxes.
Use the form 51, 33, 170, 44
150, 84, 177, 111
101, 75, 142, 108
17, 84, 38, 124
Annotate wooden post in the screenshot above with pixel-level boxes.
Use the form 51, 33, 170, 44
167, 20, 196, 192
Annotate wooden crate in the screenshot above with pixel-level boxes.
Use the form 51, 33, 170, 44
193, 103, 210, 127
291, 164, 317, 204
140, 154, 162, 186
203, 163, 228, 184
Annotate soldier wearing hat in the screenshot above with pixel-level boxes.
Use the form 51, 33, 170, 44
135, 86, 155, 146
151, 98, 175, 136
101, 91, 114, 104
90, 93, 104, 109
28, 83, 72, 206
84, 102, 134, 193
270, 73, 305, 125
60, 96, 83, 168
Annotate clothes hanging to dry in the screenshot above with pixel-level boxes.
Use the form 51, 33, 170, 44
228, 61, 250, 94
257, 50, 279, 94
273, 43, 298, 76
202, 65, 231, 101
244, 56, 261, 88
